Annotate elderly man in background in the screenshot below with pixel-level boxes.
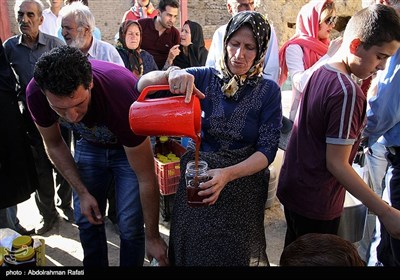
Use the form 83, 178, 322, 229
60, 1, 123, 65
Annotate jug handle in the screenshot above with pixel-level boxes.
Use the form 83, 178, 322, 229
137, 85, 203, 102
137, 85, 170, 102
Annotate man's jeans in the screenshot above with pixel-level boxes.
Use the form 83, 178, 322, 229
357, 142, 388, 263
73, 139, 145, 267
365, 142, 388, 197
377, 147, 400, 266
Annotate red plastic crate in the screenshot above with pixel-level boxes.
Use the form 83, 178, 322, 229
154, 140, 186, 195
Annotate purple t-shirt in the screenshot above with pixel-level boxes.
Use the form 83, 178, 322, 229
26, 60, 146, 148
277, 64, 366, 220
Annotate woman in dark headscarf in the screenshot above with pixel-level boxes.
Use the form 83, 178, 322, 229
166, 11, 282, 266
170, 20, 208, 69
116, 20, 158, 78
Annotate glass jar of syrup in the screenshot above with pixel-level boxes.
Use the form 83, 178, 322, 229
185, 160, 210, 207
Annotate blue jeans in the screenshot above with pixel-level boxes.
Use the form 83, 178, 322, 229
377, 147, 400, 266
358, 142, 389, 262
73, 139, 144, 267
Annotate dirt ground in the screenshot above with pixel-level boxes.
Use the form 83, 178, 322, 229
13, 193, 286, 267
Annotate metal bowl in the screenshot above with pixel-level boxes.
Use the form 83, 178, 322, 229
338, 192, 367, 243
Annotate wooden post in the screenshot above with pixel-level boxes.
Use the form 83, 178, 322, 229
0, 0, 11, 41
179, 0, 187, 29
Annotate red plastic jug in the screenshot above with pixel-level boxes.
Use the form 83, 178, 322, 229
129, 85, 201, 140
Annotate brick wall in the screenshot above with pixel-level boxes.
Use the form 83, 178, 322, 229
7, 0, 362, 47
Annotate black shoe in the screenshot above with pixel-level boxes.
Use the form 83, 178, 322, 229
16, 225, 35, 236
58, 207, 75, 223
35, 215, 58, 235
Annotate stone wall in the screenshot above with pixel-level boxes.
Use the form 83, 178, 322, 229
7, 0, 362, 47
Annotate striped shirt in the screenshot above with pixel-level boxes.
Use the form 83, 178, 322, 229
277, 64, 366, 220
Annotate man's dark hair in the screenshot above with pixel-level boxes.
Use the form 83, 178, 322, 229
280, 233, 365, 266
344, 3, 400, 50
158, 0, 179, 12
34, 46, 92, 96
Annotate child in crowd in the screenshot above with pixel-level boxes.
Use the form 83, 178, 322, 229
277, 4, 400, 247
280, 233, 365, 266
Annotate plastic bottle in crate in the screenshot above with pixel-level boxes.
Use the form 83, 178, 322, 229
155, 136, 170, 156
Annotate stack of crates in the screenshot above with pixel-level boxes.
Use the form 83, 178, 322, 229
154, 139, 186, 195
154, 139, 186, 220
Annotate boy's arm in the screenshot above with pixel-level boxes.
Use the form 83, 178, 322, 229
326, 143, 400, 239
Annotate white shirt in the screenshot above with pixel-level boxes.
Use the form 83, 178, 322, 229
39, 8, 62, 37
205, 23, 280, 83
87, 37, 124, 66
285, 44, 330, 120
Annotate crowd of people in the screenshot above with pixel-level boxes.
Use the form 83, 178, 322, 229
1, 0, 400, 268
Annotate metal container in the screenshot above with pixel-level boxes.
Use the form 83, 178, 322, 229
338, 191, 367, 243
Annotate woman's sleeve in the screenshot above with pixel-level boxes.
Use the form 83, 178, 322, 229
286, 44, 305, 91
287, 44, 330, 92
257, 81, 282, 164
142, 51, 159, 73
